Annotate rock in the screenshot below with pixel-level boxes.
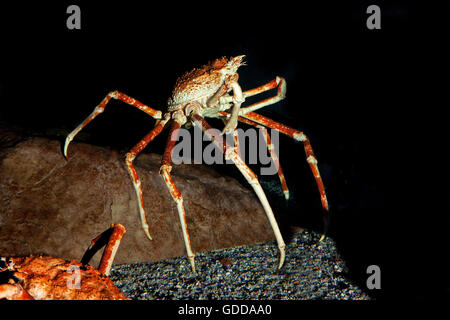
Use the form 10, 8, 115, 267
0, 137, 275, 267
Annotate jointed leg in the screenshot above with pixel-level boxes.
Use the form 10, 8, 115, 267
64, 91, 163, 157
221, 82, 245, 134
125, 117, 170, 240
191, 114, 286, 271
159, 119, 196, 273
259, 127, 290, 200
220, 110, 329, 240
240, 76, 286, 115
224, 115, 290, 200
220, 76, 286, 116
222, 111, 329, 213
81, 224, 127, 276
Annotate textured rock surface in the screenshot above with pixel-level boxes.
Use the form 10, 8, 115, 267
110, 229, 370, 300
0, 137, 275, 267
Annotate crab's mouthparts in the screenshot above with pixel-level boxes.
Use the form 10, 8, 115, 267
235, 55, 246, 65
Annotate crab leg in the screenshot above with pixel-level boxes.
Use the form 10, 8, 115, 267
244, 76, 286, 98
64, 91, 163, 157
223, 115, 289, 200
240, 77, 286, 115
259, 126, 290, 200
159, 118, 196, 273
221, 82, 245, 134
243, 112, 327, 210
97, 224, 127, 276
80, 224, 127, 276
222, 111, 329, 212
219, 77, 286, 115
191, 113, 286, 271
235, 111, 330, 240
125, 117, 170, 240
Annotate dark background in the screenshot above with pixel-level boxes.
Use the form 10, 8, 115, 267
0, 1, 447, 301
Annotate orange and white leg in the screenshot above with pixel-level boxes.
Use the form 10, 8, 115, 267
159, 119, 196, 273
259, 127, 290, 200
220, 111, 329, 240
240, 76, 286, 114
125, 116, 170, 240
191, 114, 286, 271
81, 224, 127, 276
221, 81, 245, 134
221, 111, 329, 213
238, 112, 328, 212
64, 91, 163, 157
220, 76, 286, 115
224, 115, 290, 200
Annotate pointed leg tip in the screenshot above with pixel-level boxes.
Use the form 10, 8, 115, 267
188, 257, 196, 274
319, 234, 326, 242
277, 248, 286, 272
276, 261, 284, 273
145, 230, 153, 241
63, 138, 71, 159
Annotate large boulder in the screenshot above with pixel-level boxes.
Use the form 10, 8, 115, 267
0, 137, 275, 267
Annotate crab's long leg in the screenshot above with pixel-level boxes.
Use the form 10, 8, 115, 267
97, 224, 127, 276
191, 113, 286, 271
64, 91, 163, 157
259, 127, 290, 200
81, 224, 127, 276
239, 77, 286, 115
125, 116, 170, 240
219, 77, 286, 115
223, 115, 289, 200
222, 82, 245, 134
159, 117, 196, 273
229, 111, 329, 240
222, 111, 329, 212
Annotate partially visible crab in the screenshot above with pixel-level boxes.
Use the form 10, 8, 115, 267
0, 224, 129, 300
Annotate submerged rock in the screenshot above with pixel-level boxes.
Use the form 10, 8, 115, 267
0, 137, 275, 267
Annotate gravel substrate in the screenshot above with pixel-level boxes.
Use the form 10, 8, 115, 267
109, 229, 370, 300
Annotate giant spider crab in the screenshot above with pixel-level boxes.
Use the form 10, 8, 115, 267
0, 224, 128, 300
64, 55, 329, 273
